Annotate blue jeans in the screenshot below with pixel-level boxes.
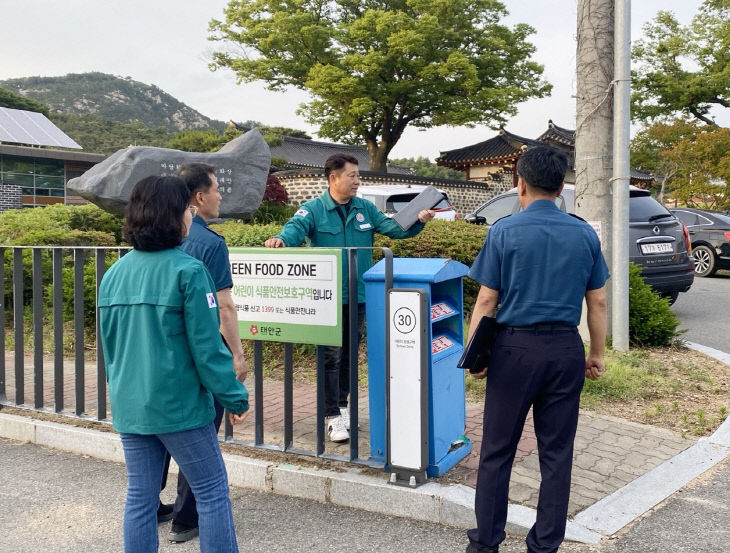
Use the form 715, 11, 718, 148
120, 424, 239, 553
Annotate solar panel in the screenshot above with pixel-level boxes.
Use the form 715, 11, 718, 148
0, 107, 82, 149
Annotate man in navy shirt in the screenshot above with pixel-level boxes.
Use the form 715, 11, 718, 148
161, 162, 248, 543
465, 146, 609, 553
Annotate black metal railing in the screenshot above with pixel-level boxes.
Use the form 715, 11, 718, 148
0, 245, 393, 468
0, 246, 128, 417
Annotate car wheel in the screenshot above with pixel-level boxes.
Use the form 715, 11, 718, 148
660, 291, 679, 305
692, 245, 717, 277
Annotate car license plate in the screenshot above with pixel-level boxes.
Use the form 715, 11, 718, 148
640, 243, 673, 254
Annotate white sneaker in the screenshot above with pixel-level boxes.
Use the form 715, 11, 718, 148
339, 407, 361, 430
327, 415, 349, 443
340, 407, 351, 431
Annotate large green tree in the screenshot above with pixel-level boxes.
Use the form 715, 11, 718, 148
389, 156, 465, 180
208, 0, 551, 171
632, 0, 730, 126
630, 117, 701, 202
664, 127, 730, 210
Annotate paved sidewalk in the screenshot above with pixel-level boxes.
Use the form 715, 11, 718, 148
228, 380, 696, 516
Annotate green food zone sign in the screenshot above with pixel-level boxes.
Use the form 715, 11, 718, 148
229, 248, 342, 346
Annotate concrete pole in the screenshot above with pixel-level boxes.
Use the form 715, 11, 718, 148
612, 0, 631, 351
575, 0, 615, 337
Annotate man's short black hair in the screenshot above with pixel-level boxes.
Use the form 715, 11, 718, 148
516, 146, 568, 193
324, 153, 359, 179
176, 163, 216, 195
123, 176, 190, 251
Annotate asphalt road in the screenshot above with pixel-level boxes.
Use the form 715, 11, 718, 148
671, 270, 730, 351
571, 457, 730, 553
0, 437, 473, 553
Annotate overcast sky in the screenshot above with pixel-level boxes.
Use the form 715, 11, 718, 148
0, 0, 721, 160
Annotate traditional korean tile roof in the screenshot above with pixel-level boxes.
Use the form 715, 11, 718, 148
435, 128, 542, 167
269, 135, 412, 174
436, 121, 579, 170
537, 120, 575, 146
631, 169, 655, 182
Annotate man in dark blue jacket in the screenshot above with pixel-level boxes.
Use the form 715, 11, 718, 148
465, 146, 609, 553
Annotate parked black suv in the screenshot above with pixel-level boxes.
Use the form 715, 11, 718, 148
670, 207, 730, 277
465, 185, 694, 303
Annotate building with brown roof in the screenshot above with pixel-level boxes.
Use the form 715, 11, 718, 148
436, 120, 655, 191
435, 121, 576, 187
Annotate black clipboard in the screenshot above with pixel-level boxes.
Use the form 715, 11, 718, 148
457, 316, 499, 373
392, 186, 445, 231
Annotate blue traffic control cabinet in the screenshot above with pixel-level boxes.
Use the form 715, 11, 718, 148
363, 257, 472, 478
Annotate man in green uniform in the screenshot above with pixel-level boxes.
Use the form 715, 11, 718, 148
265, 153, 435, 442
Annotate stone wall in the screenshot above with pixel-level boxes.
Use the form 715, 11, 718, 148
0, 184, 22, 213
275, 169, 515, 217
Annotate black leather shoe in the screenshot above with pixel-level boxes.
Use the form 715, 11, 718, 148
466, 543, 499, 553
169, 522, 199, 543
156, 502, 173, 524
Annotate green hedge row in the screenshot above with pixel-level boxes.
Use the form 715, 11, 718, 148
0, 204, 683, 348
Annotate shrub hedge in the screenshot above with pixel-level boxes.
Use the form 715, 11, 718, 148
628, 262, 683, 347
0, 204, 684, 348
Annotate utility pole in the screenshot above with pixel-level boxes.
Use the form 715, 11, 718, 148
612, 1, 631, 351
575, 0, 616, 341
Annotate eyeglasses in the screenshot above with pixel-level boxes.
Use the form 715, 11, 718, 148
188, 205, 199, 217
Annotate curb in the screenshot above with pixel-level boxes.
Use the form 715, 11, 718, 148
571, 342, 730, 537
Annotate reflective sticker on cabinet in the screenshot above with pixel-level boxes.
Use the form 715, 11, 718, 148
432, 335, 455, 354
431, 302, 454, 320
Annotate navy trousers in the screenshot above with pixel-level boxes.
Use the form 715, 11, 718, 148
322, 303, 365, 418
467, 327, 586, 553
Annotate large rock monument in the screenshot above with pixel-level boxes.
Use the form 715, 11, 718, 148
67, 129, 270, 218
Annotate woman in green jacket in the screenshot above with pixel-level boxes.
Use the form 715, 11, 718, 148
98, 175, 249, 553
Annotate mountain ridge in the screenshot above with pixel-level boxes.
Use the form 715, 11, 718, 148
0, 72, 225, 133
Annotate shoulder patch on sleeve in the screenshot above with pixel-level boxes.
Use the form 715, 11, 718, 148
295, 209, 310, 217
206, 292, 217, 308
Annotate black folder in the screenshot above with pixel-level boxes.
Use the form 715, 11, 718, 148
392, 185, 445, 231
457, 316, 499, 373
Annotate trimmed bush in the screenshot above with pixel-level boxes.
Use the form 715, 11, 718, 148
628, 262, 682, 347
214, 222, 285, 247
0, 204, 124, 333
0, 203, 122, 246
374, 220, 486, 310
242, 202, 297, 225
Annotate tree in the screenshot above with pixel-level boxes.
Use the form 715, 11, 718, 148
0, 86, 50, 116
664, 127, 730, 210
630, 118, 701, 202
167, 122, 311, 153
389, 156, 464, 180
50, 112, 171, 154
209, 0, 551, 171
631, 1, 730, 126
167, 129, 225, 152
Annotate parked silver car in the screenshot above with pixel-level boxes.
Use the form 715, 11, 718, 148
356, 184, 457, 221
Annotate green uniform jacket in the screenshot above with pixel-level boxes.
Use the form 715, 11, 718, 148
276, 190, 425, 303
98, 248, 249, 434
